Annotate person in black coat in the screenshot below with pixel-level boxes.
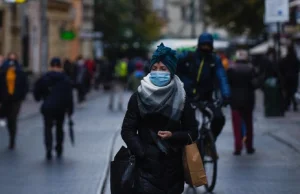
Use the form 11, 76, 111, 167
121, 43, 198, 194
33, 58, 74, 160
0, 53, 28, 150
227, 50, 259, 155
279, 45, 300, 111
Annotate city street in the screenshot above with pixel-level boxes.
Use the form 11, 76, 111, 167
0, 91, 299, 194
105, 92, 300, 194
0, 91, 127, 194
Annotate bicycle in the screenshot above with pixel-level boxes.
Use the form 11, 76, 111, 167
186, 100, 220, 193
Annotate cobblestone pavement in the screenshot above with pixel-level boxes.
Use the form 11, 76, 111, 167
0, 91, 130, 194
105, 92, 300, 194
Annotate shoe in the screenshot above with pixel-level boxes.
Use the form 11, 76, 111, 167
8, 139, 15, 150
56, 146, 63, 159
233, 150, 241, 156
247, 148, 255, 155
46, 151, 52, 161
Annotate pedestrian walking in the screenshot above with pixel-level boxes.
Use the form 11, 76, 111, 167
279, 45, 300, 112
227, 50, 259, 155
74, 55, 89, 104
127, 61, 145, 92
0, 52, 28, 149
84, 58, 95, 93
121, 43, 198, 194
0, 54, 6, 127
63, 58, 75, 82
263, 48, 285, 116
108, 57, 128, 111
33, 58, 74, 160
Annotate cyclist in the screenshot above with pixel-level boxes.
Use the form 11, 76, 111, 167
177, 33, 231, 143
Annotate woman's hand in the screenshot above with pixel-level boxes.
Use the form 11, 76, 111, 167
158, 131, 172, 139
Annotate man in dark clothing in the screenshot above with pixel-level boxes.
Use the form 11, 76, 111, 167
280, 45, 300, 111
227, 50, 259, 155
74, 56, 89, 104
33, 58, 74, 160
177, 33, 231, 141
0, 53, 28, 150
63, 59, 75, 81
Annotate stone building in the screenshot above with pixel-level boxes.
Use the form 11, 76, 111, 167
80, 0, 94, 59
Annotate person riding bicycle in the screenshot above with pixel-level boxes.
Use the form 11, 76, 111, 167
177, 32, 231, 141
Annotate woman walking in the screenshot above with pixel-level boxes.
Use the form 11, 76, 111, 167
121, 43, 198, 194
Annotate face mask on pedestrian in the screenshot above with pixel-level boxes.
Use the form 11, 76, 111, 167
149, 71, 171, 87
199, 44, 213, 55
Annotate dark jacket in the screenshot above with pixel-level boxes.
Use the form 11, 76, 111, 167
279, 50, 300, 93
177, 51, 230, 101
33, 71, 74, 116
227, 62, 258, 110
74, 61, 89, 85
121, 92, 198, 194
0, 60, 28, 102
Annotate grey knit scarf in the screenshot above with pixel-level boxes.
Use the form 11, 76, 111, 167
137, 74, 186, 123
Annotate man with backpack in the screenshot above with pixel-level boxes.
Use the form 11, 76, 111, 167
177, 33, 231, 142
33, 58, 74, 160
0, 52, 28, 150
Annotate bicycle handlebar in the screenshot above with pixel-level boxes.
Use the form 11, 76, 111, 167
191, 99, 222, 121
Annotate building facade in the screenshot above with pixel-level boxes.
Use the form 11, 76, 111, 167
80, 0, 94, 59
153, 0, 228, 38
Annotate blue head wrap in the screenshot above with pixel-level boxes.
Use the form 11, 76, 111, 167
150, 43, 178, 75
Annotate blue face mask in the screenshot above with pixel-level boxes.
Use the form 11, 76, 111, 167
149, 71, 171, 87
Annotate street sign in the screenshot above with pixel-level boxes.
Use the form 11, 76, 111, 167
80, 31, 103, 39
265, 0, 289, 23
60, 31, 76, 40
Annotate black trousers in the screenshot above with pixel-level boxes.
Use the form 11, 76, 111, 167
1, 101, 21, 147
285, 88, 298, 110
43, 113, 65, 152
76, 84, 86, 103
208, 104, 225, 141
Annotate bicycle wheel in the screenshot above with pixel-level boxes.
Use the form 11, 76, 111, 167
201, 132, 217, 192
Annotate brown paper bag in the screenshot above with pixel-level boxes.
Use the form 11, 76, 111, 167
183, 137, 207, 187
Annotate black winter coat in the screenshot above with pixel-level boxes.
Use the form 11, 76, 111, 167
279, 52, 300, 93
33, 71, 74, 116
227, 62, 258, 111
121, 92, 198, 194
0, 61, 28, 102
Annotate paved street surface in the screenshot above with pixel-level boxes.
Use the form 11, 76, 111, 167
0, 90, 129, 194
1, 90, 300, 194
105, 92, 300, 194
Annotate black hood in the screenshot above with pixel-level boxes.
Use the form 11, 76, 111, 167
44, 71, 66, 86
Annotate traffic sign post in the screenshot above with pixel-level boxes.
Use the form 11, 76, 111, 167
265, 0, 289, 24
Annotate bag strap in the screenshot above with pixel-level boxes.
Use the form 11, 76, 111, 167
193, 58, 205, 95
187, 133, 194, 145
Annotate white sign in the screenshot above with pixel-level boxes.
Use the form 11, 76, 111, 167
265, 0, 289, 23
80, 31, 103, 39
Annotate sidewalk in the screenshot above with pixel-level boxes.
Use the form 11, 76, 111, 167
246, 91, 300, 153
